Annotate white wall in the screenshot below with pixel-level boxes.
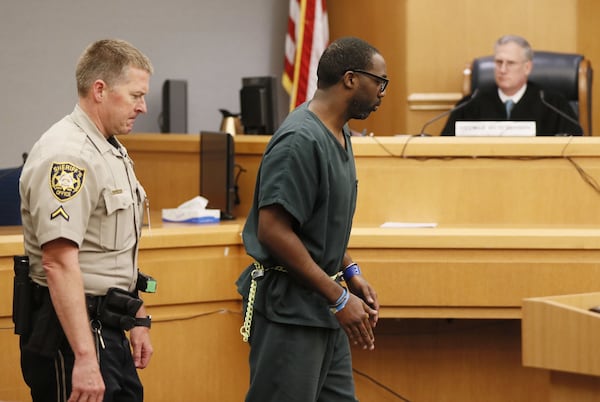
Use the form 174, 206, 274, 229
0, 0, 289, 168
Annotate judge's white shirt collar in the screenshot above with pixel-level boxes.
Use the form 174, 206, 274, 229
498, 84, 527, 104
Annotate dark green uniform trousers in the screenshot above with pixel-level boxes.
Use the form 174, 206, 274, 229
245, 310, 358, 402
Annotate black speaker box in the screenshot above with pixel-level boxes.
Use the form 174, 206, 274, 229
240, 76, 277, 134
200, 131, 235, 220
160, 79, 188, 133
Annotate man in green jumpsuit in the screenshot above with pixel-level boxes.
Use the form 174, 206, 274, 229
237, 36, 388, 402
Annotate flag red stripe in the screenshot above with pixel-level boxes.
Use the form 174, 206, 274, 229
283, 0, 328, 109
294, 0, 316, 107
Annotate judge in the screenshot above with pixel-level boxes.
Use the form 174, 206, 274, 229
441, 35, 583, 136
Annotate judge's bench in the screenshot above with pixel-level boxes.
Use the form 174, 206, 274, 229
2, 133, 600, 401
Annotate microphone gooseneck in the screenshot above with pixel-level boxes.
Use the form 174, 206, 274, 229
539, 90, 582, 134
419, 89, 480, 136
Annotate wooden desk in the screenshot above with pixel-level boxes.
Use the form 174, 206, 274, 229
0, 220, 252, 402
523, 292, 600, 402
4, 135, 600, 401
4, 222, 600, 401
120, 134, 600, 226
351, 226, 600, 319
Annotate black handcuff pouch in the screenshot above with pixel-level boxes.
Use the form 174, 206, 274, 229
98, 287, 143, 331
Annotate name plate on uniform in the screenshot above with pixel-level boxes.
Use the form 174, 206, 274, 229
455, 121, 536, 137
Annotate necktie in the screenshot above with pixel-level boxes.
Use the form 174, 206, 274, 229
505, 99, 514, 119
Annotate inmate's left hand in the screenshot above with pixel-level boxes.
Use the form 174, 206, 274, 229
346, 275, 379, 328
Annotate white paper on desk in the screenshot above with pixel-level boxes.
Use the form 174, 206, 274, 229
380, 222, 438, 228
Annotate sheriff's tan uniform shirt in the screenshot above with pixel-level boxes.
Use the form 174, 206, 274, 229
20, 104, 146, 295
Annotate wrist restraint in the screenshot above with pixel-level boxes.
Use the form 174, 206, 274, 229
342, 262, 361, 281
329, 287, 350, 314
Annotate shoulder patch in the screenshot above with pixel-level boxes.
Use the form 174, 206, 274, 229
50, 162, 85, 202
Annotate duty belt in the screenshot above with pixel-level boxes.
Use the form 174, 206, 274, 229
86, 294, 105, 318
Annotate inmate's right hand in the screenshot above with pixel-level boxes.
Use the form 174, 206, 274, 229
335, 293, 377, 350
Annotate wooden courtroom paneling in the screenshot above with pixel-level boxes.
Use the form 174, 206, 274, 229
405, 0, 578, 135
352, 318, 548, 402
124, 134, 200, 210
6, 134, 600, 401
350, 229, 600, 318
120, 133, 262, 213
577, 0, 600, 136
135, 221, 253, 402
350, 136, 600, 225
8, 221, 598, 401
122, 134, 600, 226
329, 0, 587, 136
0, 237, 27, 402
327, 0, 407, 136
522, 292, 600, 402
0, 221, 254, 402
523, 292, 600, 377
3, 226, 564, 402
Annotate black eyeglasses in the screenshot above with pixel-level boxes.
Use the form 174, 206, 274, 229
351, 69, 389, 93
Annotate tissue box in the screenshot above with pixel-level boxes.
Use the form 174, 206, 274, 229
161, 208, 221, 223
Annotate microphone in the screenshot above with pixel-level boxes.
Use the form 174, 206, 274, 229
539, 90, 583, 135
419, 89, 480, 136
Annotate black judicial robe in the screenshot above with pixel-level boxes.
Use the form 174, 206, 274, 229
441, 82, 583, 136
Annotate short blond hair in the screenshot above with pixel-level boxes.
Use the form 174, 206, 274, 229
75, 39, 153, 96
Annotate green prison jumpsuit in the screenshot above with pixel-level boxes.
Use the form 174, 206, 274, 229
237, 102, 359, 402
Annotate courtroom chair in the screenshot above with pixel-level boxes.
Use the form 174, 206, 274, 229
0, 165, 23, 226
462, 51, 593, 135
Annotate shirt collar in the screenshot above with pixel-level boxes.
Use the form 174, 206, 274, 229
70, 104, 120, 156
498, 83, 527, 104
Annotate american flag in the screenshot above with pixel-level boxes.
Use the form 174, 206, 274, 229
282, 0, 329, 111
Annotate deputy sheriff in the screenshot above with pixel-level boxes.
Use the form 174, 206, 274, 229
19, 39, 153, 402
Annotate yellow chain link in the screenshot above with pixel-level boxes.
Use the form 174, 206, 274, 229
239, 262, 341, 342
240, 263, 261, 342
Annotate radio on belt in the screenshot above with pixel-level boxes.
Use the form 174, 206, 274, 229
136, 271, 157, 293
